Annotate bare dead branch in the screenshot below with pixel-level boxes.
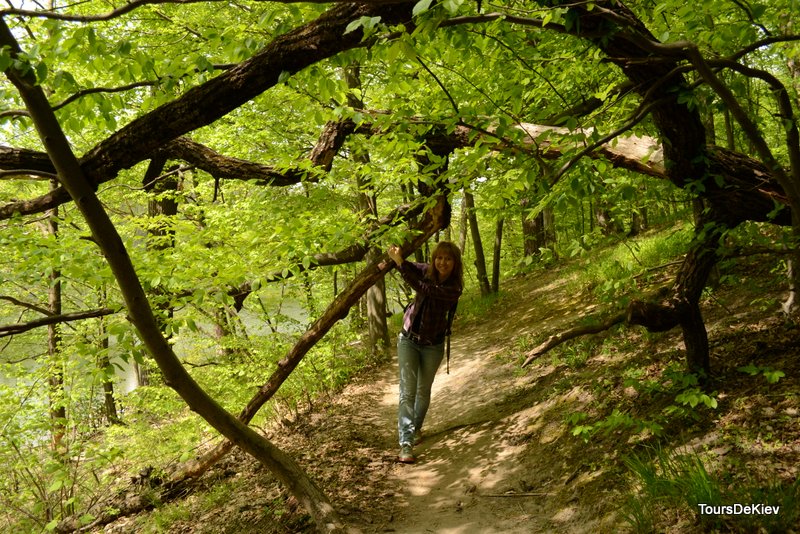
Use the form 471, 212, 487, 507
0, 308, 118, 337
0, 295, 51, 316
51, 81, 159, 112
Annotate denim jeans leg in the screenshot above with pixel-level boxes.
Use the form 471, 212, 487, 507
397, 335, 420, 446
413, 342, 445, 432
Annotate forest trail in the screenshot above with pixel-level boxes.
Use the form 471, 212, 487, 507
109, 253, 799, 534
272, 267, 627, 534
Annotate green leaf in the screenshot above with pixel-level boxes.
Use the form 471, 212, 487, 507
764, 370, 785, 384
737, 363, 759, 376
344, 19, 362, 35
0, 48, 9, 70
413, 0, 434, 16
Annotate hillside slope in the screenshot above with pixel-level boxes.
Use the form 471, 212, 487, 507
105, 255, 800, 533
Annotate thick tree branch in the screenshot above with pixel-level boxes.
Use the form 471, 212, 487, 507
159, 119, 358, 186
521, 311, 626, 367
0, 118, 359, 213
1, 2, 417, 220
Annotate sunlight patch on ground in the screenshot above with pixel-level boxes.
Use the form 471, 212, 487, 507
401, 465, 446, 497
551, 505, 577, 523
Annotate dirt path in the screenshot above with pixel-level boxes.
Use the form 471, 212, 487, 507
286, 269, 625, 534
371, 332, 552, 534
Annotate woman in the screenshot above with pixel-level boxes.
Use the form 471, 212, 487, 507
387, 241, 463, 464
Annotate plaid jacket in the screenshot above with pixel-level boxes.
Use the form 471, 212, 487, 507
399, 261, 462, 345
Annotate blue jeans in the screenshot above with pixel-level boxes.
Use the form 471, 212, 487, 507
397, 333, 445, 446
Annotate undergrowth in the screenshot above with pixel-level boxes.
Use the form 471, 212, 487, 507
623, 445, 800, 533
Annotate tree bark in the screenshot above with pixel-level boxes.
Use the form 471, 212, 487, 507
464, 189, 492, 296
346, 63, 390, 355
46, 178, 66, 452
626, 214, 725, 374
458, 195, 468, 255
521, 200, 539, 257
98, 319, 120, 424
492, 218, 503, 293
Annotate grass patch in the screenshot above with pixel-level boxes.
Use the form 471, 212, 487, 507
623, 445, 800, 533
563, 223, 692, 302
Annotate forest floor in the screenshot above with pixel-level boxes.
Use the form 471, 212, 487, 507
108, 254, 800, 534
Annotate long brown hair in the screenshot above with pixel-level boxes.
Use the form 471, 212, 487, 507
426, 241, 464, 287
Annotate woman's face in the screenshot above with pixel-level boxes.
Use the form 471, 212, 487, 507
434, 253, 455, 281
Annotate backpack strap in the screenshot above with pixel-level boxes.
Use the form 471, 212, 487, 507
445, 302, 457, 374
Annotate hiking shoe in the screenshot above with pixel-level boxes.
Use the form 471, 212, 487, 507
413, 430, 423, 445
397, 444, 415, 464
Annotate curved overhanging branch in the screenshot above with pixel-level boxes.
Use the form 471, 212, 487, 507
0, 1, 417, 219
521, 310, 627, 367
0, 117, 361, 216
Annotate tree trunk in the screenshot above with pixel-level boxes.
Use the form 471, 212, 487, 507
364, 248, 390, 353
458, 195, 468, 254
98, 321, 120, 424
46, 178, 66, 452
628, 215, 725, 375
491, 218, 503, 293
629, 209, 645, 237
543, 207, 557, 256
594, 200, 621, 235
463, 189, 492, 296
213, 306, 236, 359
520, 196, 541, 257
141, 156, 180, 385
782, 210, 800, 317
345, 63, 390, 355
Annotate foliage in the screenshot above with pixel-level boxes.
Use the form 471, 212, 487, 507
623, 445, 800, 533
565, 222, 694, 302
736, 363, 785, 385
1, 0, 799, 529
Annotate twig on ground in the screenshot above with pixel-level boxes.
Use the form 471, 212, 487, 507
480, 492, 550, 497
